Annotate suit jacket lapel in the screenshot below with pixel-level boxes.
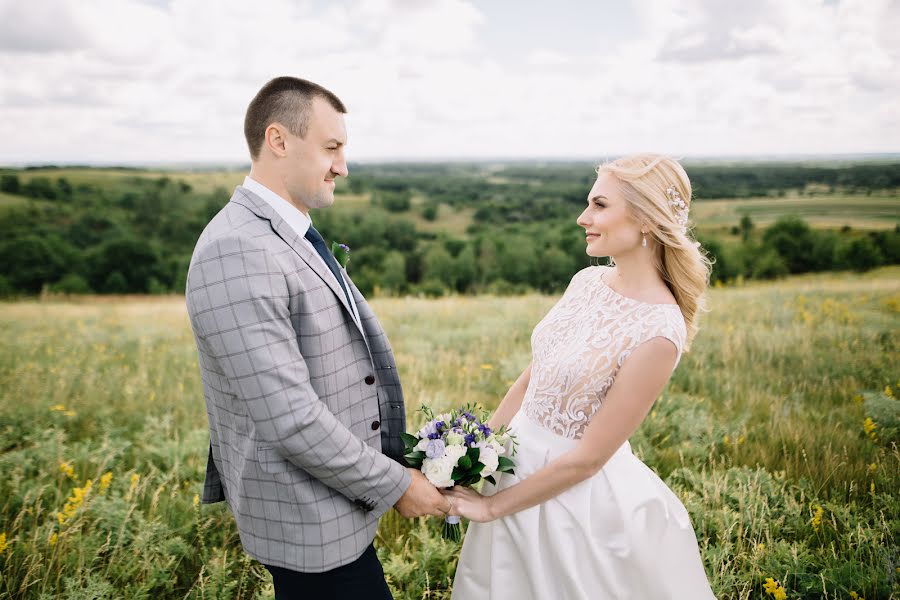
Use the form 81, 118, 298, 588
230, 187, 366, 341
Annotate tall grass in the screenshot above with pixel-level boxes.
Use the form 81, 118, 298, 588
1, 268, 897, 598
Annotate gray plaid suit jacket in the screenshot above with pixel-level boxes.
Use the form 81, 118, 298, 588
185, 186, 412, 573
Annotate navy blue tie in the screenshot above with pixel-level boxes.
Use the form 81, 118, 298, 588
305, 226, 353, 309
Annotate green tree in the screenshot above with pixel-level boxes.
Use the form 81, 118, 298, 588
0, 174, 20, 194
86, 238, 164, 293
739, 214, 754, 242
421, 204, 438, 221
0, 275, 13, 297
379, 190, 412, 212
535, 247, 574, 292
762, 216, 816, 273
380, 251, 407, 294
749, 247, 789, 279
836, 237, 884, 272
423, 244, 456, 289
57, 177, 73, 201
103, 271, 129, 293
23, 177, 58, 200
49, 273, 92, 294
0, 234, 76, 293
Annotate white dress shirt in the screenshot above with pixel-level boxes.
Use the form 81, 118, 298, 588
242, 176, 361, 328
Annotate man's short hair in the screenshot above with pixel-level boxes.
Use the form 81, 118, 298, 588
244, 76, 347, 160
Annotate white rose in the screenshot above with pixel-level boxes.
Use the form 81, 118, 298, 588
478, 445, 499, 476
443, 444, 466, 465
490, 440, 506, 456
415, 438, 431, 452
422, 457, 455, 488
445, 432, 465, 447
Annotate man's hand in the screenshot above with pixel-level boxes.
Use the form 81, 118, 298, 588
394, 469, 452, 518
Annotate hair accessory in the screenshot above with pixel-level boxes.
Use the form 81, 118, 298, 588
666, 185, 689, 233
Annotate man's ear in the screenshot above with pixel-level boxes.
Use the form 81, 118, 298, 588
264, 123, 288, 157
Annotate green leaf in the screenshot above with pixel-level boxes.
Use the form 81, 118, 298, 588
484, 475, 497, 486
458, 454, 472, 470
466, 448, 481, 464
497, 457, 515, 470
400, 432, 420, 449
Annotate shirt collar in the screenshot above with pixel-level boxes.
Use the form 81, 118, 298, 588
242, 176, 312, 239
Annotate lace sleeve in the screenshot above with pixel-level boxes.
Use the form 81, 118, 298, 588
642, 310, 686, 368
565, 266, 597, 293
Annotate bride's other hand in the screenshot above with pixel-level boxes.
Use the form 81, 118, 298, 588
442, 486, 496, 523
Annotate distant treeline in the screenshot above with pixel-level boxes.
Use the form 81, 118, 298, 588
0, 163, 897, 298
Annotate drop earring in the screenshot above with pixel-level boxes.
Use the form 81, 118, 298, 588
642, 232, 647, 247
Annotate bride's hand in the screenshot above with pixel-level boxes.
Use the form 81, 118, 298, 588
442, 486, 496, 523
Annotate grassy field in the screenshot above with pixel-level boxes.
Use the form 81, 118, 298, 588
690, 193, 899, 231
0, 268, 898, 598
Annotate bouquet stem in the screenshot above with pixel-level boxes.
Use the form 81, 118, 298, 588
442, 516, 461, 542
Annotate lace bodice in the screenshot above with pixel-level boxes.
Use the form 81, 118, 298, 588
521, 265, 687, 439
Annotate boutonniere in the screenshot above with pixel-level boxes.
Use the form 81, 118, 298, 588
331, 242, 351, 269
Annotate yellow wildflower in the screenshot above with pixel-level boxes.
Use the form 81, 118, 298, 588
852, 394, 864, 405
49, 532, 58, 547
193, 494, 200, 509
126, 473, 140, 500
99, 472, 113, 493
868, 463, 877, 474
63, 410, 76, 417
59, 461, 76, 480
737, 435, 746, 445
870, 481, 875, 494
763, 577, 787, 600
885, 385, 893, 398
57, 478, 94, 526
756, 543, 765, 551
810, 504, 823, 532
0, 532, 7, 554
50, 404, 66, 412
863, 417, 878, 441
480, 364, 493, 370
723, 435, 731, 446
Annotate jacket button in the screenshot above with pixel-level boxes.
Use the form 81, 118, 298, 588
364, 375, 375, 385
371, 421, 381, 431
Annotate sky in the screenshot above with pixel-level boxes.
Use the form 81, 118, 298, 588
1, 0, 898, 164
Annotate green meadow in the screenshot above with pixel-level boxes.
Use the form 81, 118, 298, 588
0, 267, 897, 599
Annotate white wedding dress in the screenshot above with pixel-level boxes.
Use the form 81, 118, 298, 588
451, 265, 715, 599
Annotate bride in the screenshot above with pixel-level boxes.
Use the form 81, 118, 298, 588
444, 154, 716, 599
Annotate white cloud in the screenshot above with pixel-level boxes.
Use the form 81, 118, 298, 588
0, 0, 896, 164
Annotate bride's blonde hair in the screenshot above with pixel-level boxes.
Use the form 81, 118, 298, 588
597, 154, 712, 350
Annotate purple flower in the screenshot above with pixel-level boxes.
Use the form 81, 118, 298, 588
417, 420, 438, 439
464, 433, 476, 446
425, 439, 446, 459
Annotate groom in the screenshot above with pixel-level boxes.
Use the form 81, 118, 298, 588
185, 76, 449, 598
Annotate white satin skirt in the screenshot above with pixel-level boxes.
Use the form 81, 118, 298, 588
451, 411, 716, 599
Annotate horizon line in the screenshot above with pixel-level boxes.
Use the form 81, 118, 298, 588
2, 151, 900, 170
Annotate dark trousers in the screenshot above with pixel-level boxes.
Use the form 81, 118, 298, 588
264, 543, 393, 600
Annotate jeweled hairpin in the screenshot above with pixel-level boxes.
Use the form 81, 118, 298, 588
666, 185, 689, 234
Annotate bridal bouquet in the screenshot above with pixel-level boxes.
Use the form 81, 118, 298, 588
401, 404, 516, 541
